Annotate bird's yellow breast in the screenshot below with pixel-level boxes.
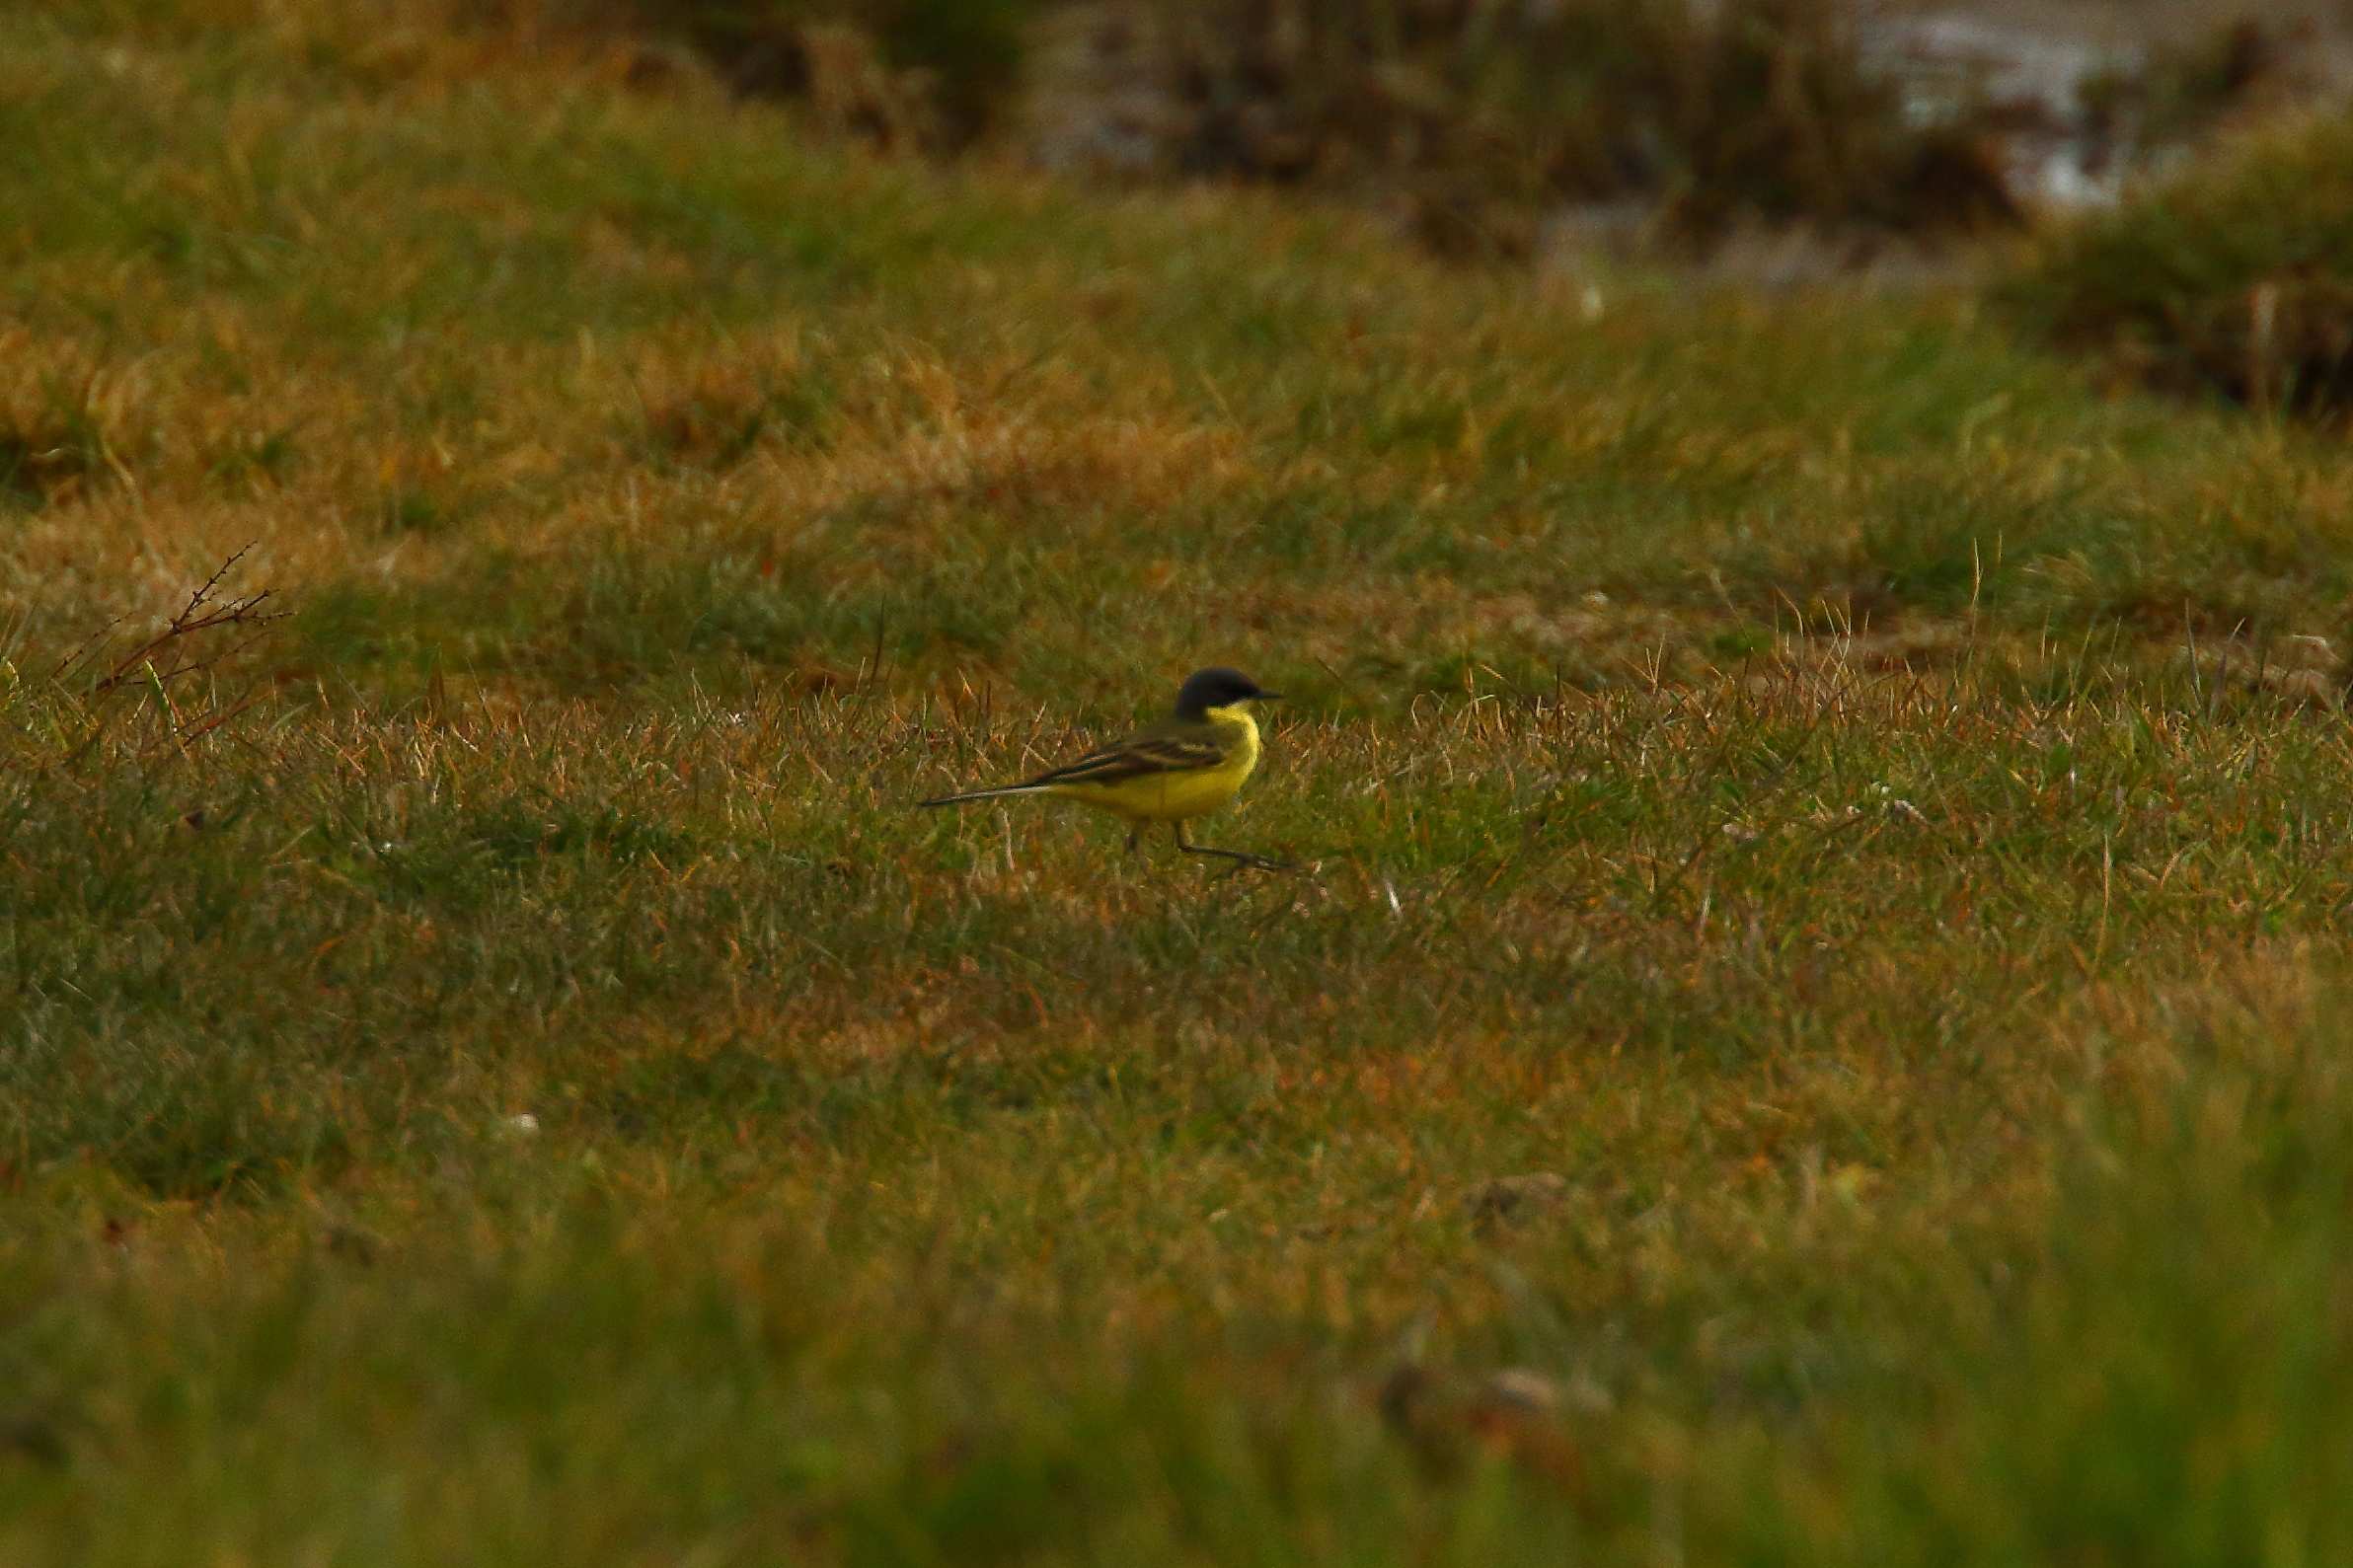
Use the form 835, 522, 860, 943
1049, 706, 1260, 824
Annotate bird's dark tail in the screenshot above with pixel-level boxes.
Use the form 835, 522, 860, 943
917, 784, 1053, 808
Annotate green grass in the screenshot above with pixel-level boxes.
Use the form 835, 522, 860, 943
2000, 106, 2353, 415
6, 2, 2353, 1562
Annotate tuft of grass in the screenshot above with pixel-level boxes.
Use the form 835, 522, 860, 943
0, 375, 118, 511
631, 351, 837, 470
1999, 106, 2353, 415
529, 0, 1040, 145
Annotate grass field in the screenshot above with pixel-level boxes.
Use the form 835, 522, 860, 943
8, 3, 2353, 1562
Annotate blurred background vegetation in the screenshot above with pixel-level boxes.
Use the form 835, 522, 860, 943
2004, 107, 2353, 415
474, 0, 2353, 405
524, 0, 2315, 194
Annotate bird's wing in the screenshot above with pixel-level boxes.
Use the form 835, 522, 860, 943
1028, 725, 1229, 788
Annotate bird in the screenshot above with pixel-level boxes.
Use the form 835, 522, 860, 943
919, 667, 1292, 870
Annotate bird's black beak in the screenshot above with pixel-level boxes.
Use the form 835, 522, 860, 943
1254, 689, 1282, 702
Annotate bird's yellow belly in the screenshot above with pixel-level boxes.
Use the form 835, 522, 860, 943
1052, 757, 1251, 823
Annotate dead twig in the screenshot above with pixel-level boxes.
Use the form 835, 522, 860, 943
60, 545, 289, 699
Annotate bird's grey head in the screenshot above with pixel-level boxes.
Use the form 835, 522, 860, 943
1174, 667, 1279, 720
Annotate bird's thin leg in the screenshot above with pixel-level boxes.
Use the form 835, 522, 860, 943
1125, 824, 1142, 854
1173, 820, 1295, 872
